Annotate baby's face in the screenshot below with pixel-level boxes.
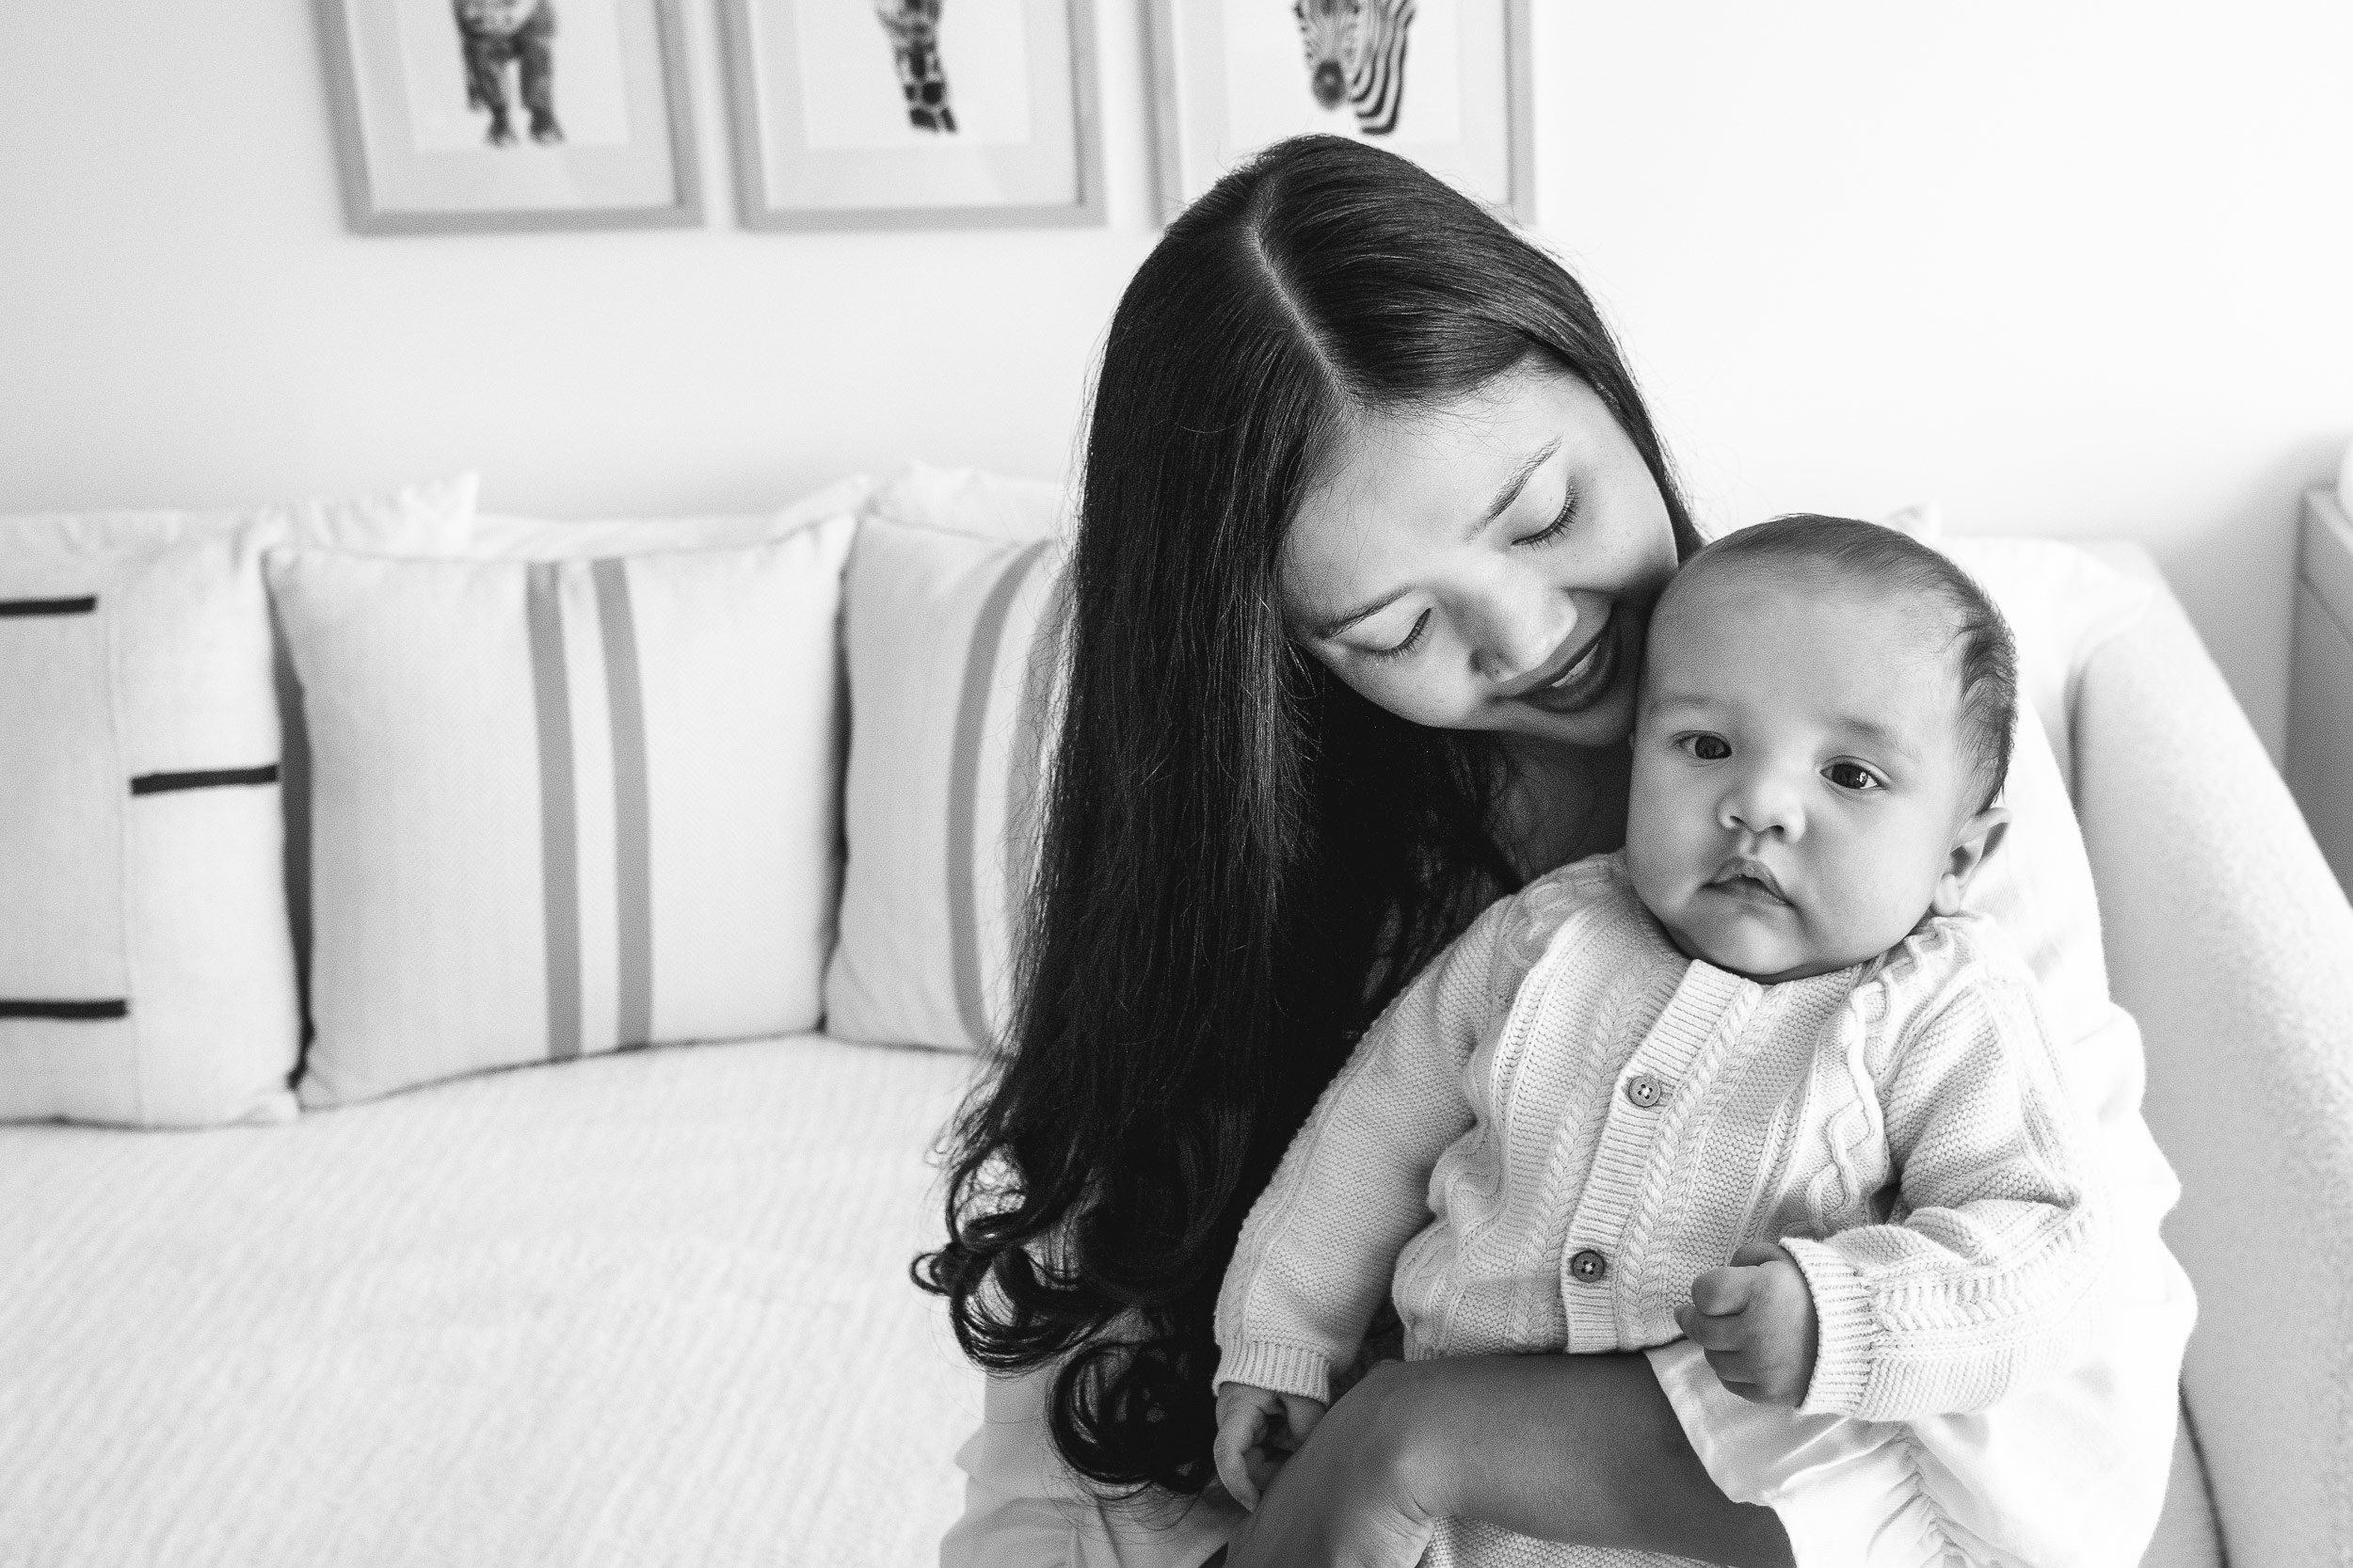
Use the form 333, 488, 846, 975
1625, 564, 1993, 984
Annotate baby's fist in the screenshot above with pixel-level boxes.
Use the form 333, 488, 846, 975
1674, 1242, 1819, 1406
1212, 1382, 1327, 1512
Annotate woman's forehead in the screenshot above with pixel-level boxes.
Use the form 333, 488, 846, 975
1281, 365, 1593, 597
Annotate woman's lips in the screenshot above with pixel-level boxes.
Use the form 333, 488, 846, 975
1513, 616, 1621, 716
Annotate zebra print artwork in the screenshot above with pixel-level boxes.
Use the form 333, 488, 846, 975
1291, 0, 1417, 137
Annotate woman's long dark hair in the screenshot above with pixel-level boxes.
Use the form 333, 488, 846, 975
915, 136, 1694, 1497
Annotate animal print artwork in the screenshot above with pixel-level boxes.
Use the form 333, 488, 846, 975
873, 0, 956, 133
1292, 0, 1417, 136
455, 0, 564, 147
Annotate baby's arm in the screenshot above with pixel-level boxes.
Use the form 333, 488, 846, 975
1721, 966, 2103, 1421
1211, 899, 1515, 1416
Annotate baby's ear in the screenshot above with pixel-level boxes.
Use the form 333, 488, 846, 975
1932, 807, 2009, 917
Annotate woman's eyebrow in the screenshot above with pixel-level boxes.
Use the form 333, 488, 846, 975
1465, 438, 1562, 539
1311, 588, 1405, 642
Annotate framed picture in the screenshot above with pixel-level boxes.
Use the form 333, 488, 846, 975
720, 0, 1104, 232
1144, 0, 1533, 224
316, 0, 701, 233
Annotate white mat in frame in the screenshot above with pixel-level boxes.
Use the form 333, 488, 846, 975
721, 0, 1104, 231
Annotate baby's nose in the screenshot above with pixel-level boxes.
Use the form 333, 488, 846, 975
1721, 776, 1804, 839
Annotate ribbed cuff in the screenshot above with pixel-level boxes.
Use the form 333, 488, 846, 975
1782, 1235, 1874, 1416
1213, 1340, 1335, 1404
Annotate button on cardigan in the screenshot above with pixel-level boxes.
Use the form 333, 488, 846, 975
1213, 853, 2103, 1426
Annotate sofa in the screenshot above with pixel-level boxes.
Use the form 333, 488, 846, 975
1, 472, 2347, 1568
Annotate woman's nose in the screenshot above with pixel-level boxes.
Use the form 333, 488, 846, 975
1720, 772, 1804, 840
1469, 591, 1576, 688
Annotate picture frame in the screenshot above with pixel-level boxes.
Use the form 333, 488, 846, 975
720, 0, 1104, 232
316, 0, 702, 234
1144, 0, 1533, 225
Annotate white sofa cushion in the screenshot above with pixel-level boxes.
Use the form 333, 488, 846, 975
460, 474, 872, 559
0, 1031, 983, 1566
269, 519, 856, 1108
824, 475, 1068, 1053
0, 478, 477, 1128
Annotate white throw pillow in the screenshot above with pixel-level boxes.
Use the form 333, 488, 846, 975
866, 463, 1069, 543
462, 475, 872, 559
0, 476, 479, 1128
269, 519, 856, 1109
824, 516, 1069, 1052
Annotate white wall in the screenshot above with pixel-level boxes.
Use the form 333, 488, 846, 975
2, 3, 2347, 754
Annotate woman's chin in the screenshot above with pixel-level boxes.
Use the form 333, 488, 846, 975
1493, 683, 1638, 752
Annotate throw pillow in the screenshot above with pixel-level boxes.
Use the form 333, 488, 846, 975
269, 518, 856, 1109
0, 476, 479, 1127
824, 516, 1068, 1052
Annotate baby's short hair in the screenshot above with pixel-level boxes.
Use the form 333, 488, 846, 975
1669, 515, 2019, 815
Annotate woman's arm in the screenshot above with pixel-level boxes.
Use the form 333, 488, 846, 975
1226, 1353, 1793, 1568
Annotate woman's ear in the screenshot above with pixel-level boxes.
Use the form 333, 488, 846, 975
1930, 806, 2010, 917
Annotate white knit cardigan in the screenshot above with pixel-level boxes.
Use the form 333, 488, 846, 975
1214, 852, 2104, 1424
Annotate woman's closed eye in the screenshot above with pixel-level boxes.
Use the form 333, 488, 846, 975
1822, 760, 1885, 792
1513, 485, 1580, 549
1366, 609, 1432, 661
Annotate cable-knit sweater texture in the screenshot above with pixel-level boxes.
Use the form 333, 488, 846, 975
1214, 851, 2103, 1430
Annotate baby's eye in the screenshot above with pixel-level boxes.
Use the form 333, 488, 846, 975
1676, 734, 1731, 762
1823, 761, 1883, 792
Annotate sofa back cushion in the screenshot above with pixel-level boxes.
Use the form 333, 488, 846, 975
269, 518, 856, 1109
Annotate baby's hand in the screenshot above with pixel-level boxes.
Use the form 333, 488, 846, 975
1211, 1382, 1328, 1512
1674, 1242, 1819, 1406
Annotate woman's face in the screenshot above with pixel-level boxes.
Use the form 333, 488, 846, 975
1278, 360, 1680, 751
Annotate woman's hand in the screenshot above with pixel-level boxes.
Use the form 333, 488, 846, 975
1225, 1352, 1794, 1568
1224, 1361, 1439, 1568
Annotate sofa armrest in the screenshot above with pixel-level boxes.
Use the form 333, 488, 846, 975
2073, 589, 2353, 1566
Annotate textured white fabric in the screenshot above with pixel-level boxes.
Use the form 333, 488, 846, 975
0, 477, 479, 1128
2075, 587, 2353, 1568
824, 515, 1068, 1051
0, 1032, 984, 1568
867, 462, 1070, 544
0, 474, 479, 557
1217, 854, 2100, 1432
268, 520, 856, 1107
462, 474, 871, 558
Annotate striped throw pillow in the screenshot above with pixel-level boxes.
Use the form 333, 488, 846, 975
824, 515, 1069, 1052
0, 479, 480, 1127
268, 518, 856, 1109
0, 537, 297, 1127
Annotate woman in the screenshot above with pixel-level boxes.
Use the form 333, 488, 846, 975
920, 136, 2190, 1567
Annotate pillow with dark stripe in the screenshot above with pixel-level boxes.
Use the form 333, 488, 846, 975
823, 510, 1068, 1053
266, 518, 855, 1108
0, 537, 298, 1126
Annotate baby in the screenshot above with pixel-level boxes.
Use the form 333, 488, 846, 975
1212, 515, 2101, 1559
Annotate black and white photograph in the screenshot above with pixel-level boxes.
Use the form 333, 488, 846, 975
722, 0, 1104, 231
1147, 0, 1533, 220
318, 0, 699, 231
5, 3, 2353, 1565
